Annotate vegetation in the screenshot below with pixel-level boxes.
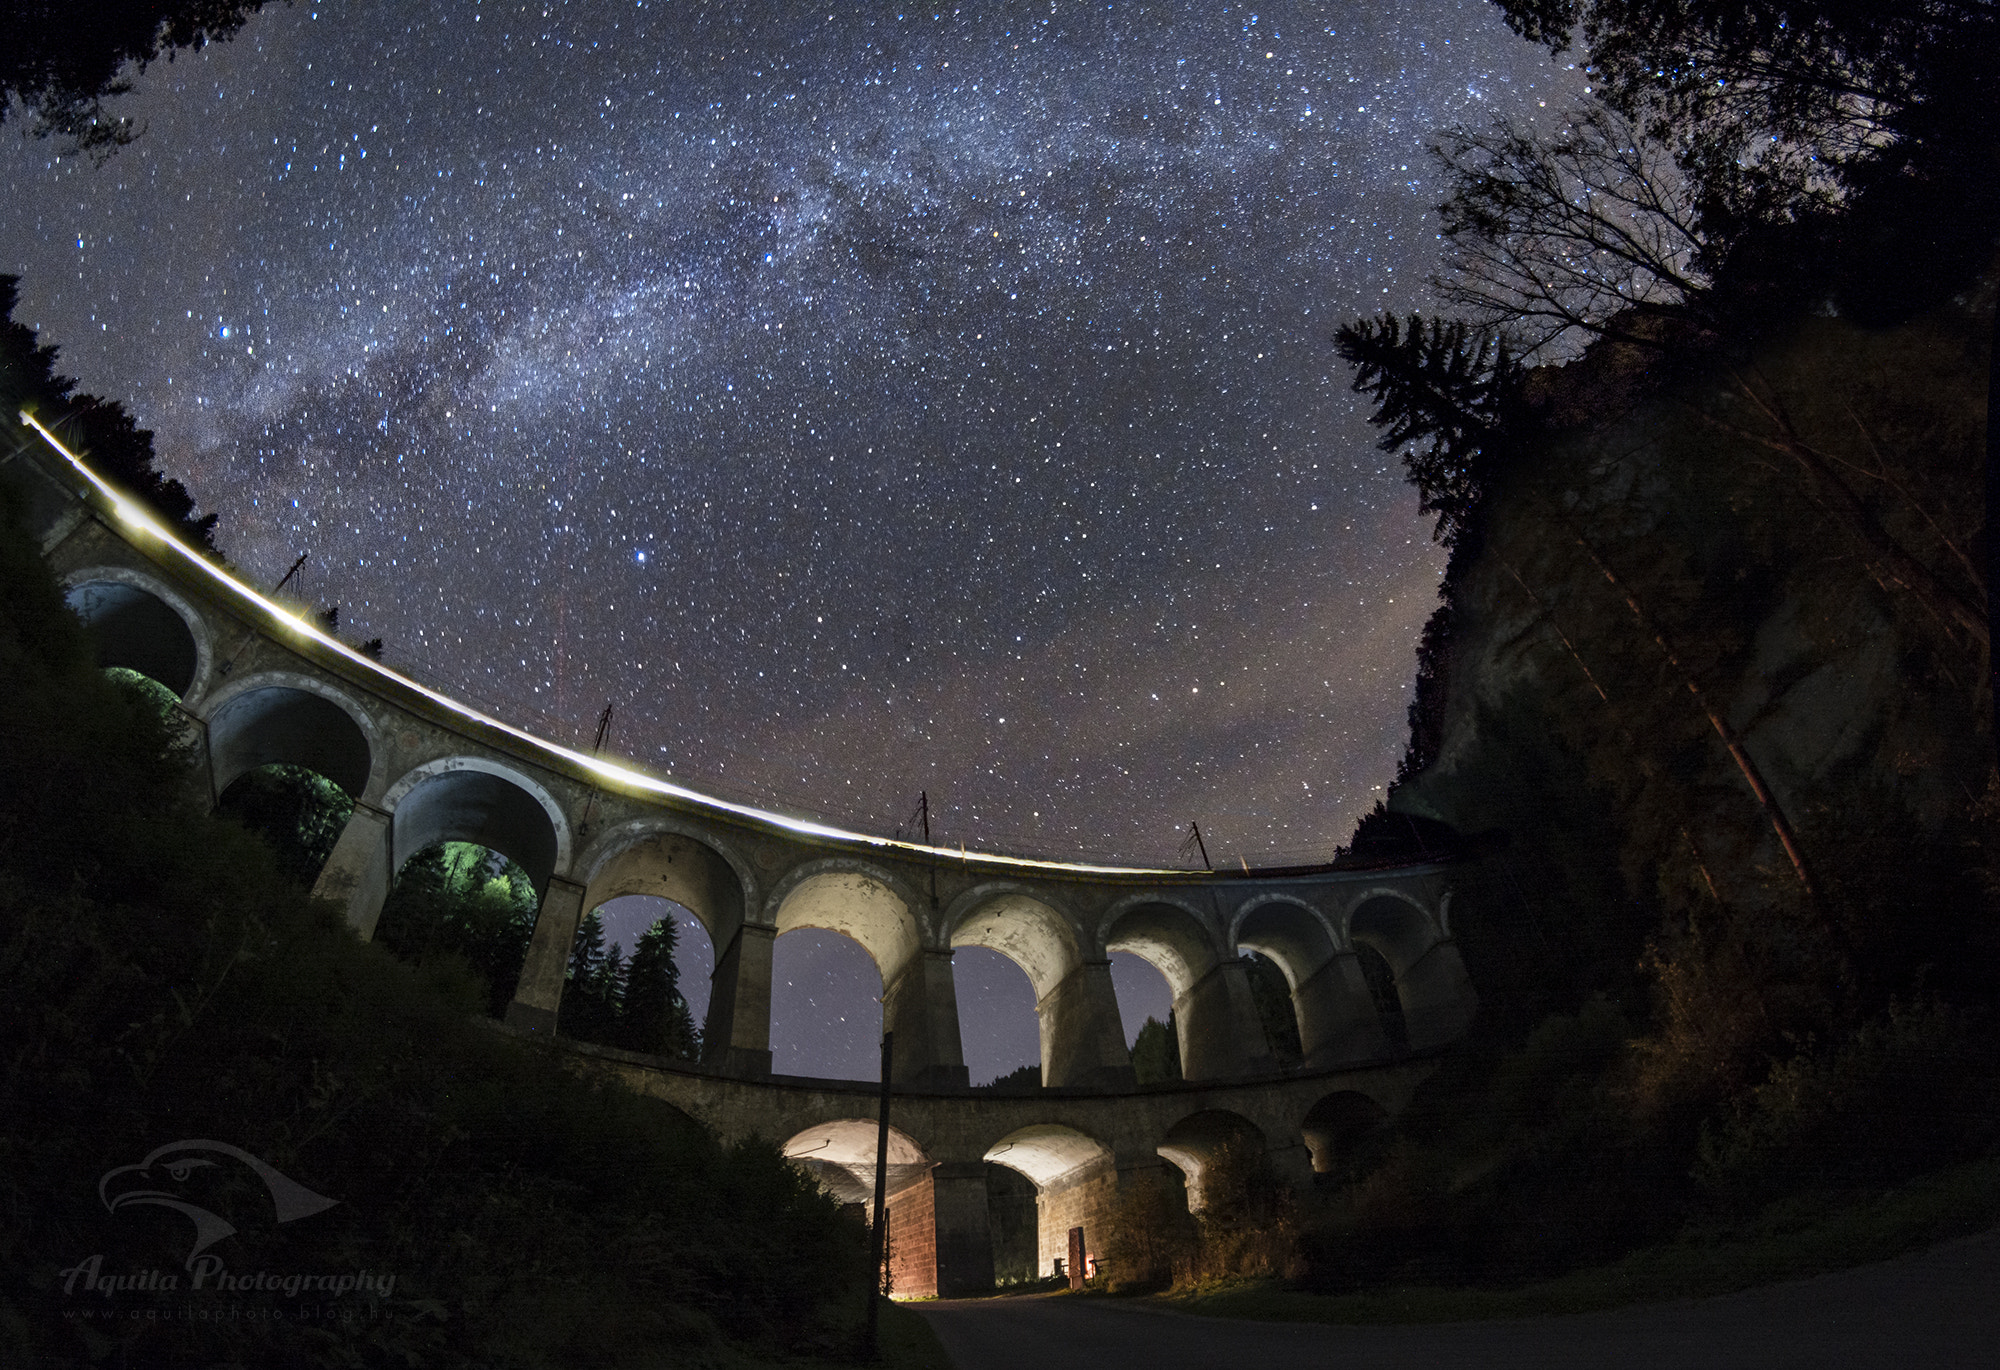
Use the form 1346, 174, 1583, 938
0, 487, 873, 1366
2, 275, 219, 548
1, 1, 276, 160
1228, 0, 2000, 1308
373, 842, 540, 1021
561, 908, 703, 1061
1130, 1015, 1181, 1085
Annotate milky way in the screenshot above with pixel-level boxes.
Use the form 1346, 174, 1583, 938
2, 0, 1574, 873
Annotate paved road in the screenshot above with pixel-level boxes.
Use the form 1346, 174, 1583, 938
916, 1228, 2000, 1370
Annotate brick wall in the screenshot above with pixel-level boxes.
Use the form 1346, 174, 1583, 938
885, 1175, 937, 1299
1035, 1159, 1118, 1279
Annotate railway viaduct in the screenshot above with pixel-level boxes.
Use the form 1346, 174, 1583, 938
4, 415, 1480, 1296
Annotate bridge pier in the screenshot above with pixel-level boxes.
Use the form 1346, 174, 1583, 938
883, 948, 971, 1090
1038, 960, 1136, 1090
703, 923, 775, 1077
1294, 952, 1392, 1068
1176, 958, 1276, 1081
505, 875, 587, 1035
931, 1160, 997, 1296
1398, 939, 1478, 1051
311, 802, 394, 940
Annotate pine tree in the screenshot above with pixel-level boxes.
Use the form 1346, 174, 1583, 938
567, 909, 609, 986
619, 918, 700, 1060
1131, 1015, 1182, 1085
1333, 312, 1520, 546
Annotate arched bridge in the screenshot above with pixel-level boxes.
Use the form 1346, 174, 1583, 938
5, 415, 1478, 1295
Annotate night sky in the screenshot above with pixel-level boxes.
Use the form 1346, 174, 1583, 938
3, 0, 1573, 1080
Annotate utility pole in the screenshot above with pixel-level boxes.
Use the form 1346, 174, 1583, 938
863, 1031, 895, 1355
921, 791, 938, 914
578, 702, 615, 841
222, 551, 309, 677
1180, 821, 1211, 871
271, 551, 309, 596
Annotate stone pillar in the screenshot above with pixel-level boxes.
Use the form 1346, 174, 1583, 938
1038, 959, 1136, 1089
504, 875, 587, 1036
310, 802, 394, 940
1397, 939, 1479, 1051
1174, 958, 1275, 1081
702, 923, 775, 1077
1293, 952, 1392, 1068
932, 1161, 996, 1297
882, 948, 970, 1090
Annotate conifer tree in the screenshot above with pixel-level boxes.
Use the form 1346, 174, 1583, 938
1333, 311, 1520, 546
621, 917, 701, 1060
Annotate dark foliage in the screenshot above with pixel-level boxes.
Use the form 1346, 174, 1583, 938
1, 277, 219, 548
1130, 1014, 1182, 1086
0, 484, 868, 1365
214, 762, 355, 890
374, 842, 539, 1021
0, 0, 275, 159
1242, 951, 1303, 1067
1333, 312, 1522, 547
976, 1062, 1043, 1093
559, 909, 702, 1060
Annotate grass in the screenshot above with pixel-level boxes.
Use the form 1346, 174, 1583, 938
1148, 1155, 2000, 1325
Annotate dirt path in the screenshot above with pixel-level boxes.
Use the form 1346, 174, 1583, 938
915, 1227, 2000, 1370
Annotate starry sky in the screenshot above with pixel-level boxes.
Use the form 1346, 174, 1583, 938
3, 0, 1575, 1080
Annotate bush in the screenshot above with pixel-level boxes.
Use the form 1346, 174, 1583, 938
0, 491, 868, 1367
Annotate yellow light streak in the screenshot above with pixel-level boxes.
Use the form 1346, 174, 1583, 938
16, 409, 1217, 879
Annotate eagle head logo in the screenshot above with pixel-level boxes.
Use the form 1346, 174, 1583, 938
98, 1140, 338, 1268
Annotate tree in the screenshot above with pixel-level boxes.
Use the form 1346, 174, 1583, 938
1333, 312, 1521, 545
618, 917, 700, 1060
371, 842, 539, 1018
1, 1, 275, 160
1430, 104, 1713, 359
3, 276, 219, 549
1492, 1, 2000, 197
1131, 1015, 1182, 1085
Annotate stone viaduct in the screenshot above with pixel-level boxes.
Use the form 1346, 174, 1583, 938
4, 415, 1480, 1296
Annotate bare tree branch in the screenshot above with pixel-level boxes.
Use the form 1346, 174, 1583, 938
1429, 104, 1712, 361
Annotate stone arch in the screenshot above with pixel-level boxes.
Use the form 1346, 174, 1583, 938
1099, 895, 1219, 994
1156, 1108, 1265, 1212
1346, 891, 1477, 1053
203, 673, 380, 800
384, 757, 570, 895
1233, 895, 1365, 1070
768, 862, 963, 1087
947, 887, 1082, 1001
1343, 889, 1441, 966
983, 1122, 1119, 1278
782, 1119, 935, 1206
1104, 898, 1268, 1081
768, 862, 922, 979
982, 1122, 1116, 1192
62, 568, 210, 700
1299, 1090, 1390, 1175
578, 820, 752, 951
949, 887, 1128, 1088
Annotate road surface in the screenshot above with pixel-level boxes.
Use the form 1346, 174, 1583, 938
916, 1227, 2000, 1370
